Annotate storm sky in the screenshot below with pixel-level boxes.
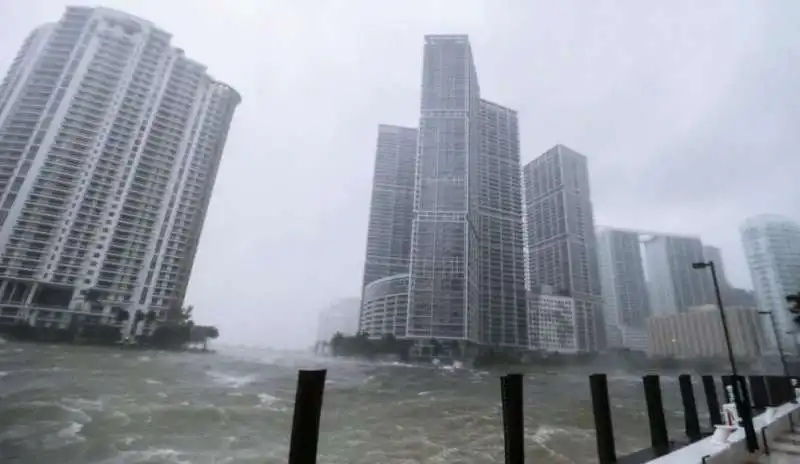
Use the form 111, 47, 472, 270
1, 0, 798, 349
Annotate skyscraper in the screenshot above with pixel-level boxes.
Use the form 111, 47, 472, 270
408, 35, 479, 344
475, 100, 527, 347
0, 7, 240, 330
702, 245, 731, 289
405, 35, 527, 350
360, 125, 417, 289
523, 145, 604, 352
642, 234, 713, 316
358, 125, 416, 335
596, 227, 650, 351
741, 214, 800, 350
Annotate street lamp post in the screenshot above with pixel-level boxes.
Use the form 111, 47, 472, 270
692, 260, 758, 451
691, 261, 737, 375
758, 310, 791, 379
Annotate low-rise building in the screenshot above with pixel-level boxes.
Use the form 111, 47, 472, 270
527, 286, 578, 353
647, 305, 767, 359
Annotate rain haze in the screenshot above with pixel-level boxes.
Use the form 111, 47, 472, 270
1, 0, 797, 350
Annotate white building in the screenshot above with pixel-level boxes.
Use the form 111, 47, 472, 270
527, 286, 578, 353
317, 297, 360, 343
741, 215, 800, 351
0, 7, 240, 331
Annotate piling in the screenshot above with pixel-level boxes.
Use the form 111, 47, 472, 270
749, 376, 769, 411
589, 373, 617, 464
678, 374, 701, 442
643, 375, 669, 456
701, 375, 722, 427
500, 373, 525, 464
733, 375, 759, 452
288, 369, 327, 464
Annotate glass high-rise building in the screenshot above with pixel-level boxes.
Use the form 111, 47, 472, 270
0, 7, 240, 331
596, 227, 650, 351
741, 214, 800, 351
361, 125, 417, 289
523, 145, 604, 352
475, 100, 527, 347
405, 35, 527, 349
642, 234, 713, 316
359, 125, 417, 335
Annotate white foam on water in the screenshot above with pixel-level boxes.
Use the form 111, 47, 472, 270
0, 371, 8, 378
256, 392, 279, 405
144, 378, 163, 385
137, 355, 152, 362
206, 370, 255, 388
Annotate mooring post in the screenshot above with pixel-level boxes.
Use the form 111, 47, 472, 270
749, 376, 769, 412
500, 373, 525, 464
589, 373, 617, 464
288, 369, 327, 464
734, 375, 759, 452
643, 375, 670, 456
701, 375, 722, 428
678, 374, 701, 442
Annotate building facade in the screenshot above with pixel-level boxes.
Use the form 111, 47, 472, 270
647, 305, 766, 359
527, 286, 577, 353
0, 7, 240, 331
642, 234, 713, 316
702, 245, 731, 288
523, 145, 604, 352
359, 274, 409, 337
741, 214, 800, 351
360, 125, 417, 289
317, 297, 360, 343
407, 35, 480, 343
597, 227, 651, 351
474, 100, 527, 347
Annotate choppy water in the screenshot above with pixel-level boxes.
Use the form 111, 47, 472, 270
0, 340, 698, 463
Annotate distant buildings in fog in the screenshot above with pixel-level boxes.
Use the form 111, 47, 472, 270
352, 33, 799, 357
647, 305, 766, 359
316, 298, 360, 343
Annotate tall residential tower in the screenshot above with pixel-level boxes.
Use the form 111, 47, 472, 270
523, 145, 604, 352
0, 7, 240, 329
405, 35, 528, 350
741, 215, 800, 351
359, 125, 417, 335
596, 227, 651, 351
642, 234, 713, 316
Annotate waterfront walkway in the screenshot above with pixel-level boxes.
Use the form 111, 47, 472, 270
747, 430, 800, 463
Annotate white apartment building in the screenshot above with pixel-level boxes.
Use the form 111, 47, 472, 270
527, 286, 578, 353
741, 215, 800, 351
0, 7, 240, 331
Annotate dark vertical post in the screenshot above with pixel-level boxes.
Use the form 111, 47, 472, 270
589, 373, 617, 464
288, 369, 327, 464
702, 375, 722, 427
678, 374, 701, 442
500, 373, 525, 464
766, 376, 783, 406
643, 375, 670, 456
734, 375, 759, 452
749, 376, 769, 411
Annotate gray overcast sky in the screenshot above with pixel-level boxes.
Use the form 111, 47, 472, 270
1, 1, 798, 349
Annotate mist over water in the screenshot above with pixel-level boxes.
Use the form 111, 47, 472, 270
0, 341, 697, 463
